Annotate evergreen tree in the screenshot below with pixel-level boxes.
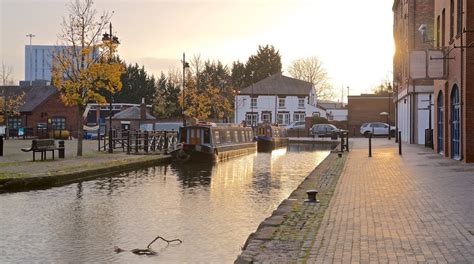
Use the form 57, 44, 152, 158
115, 63, 156, 104
243, 45, 282, 87
230, 60, 246, 90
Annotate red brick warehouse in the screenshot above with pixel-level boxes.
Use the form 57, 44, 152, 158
433, 0, 474, 162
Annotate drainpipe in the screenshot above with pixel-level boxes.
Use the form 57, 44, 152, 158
459, 0, 464, 160
410, 0, 417, 144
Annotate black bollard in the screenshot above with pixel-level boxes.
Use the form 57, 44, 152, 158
369, 132, 372, 157
144, 131, 149, 153
164, 131, 168, 154
388, 126, 391, 140
58, 140, 65, 158
399, 131, 402, 155
0, 135, 3, 157
340, 133, 344, 152
346, 132, 349, 152
305, 189, 319, 203
127, 131, 131, 154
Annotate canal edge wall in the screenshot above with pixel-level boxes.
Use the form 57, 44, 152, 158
0, 155, 172, 193
235, 149, 348, 263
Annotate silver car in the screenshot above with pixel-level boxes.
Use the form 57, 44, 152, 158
310, 124, 339, 138
360, 122, 395, 137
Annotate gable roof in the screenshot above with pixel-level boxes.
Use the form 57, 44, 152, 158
0, 85, 58, 112
112, 106, 156, 120
21, 86, 58, 112
240, 73, 313, 96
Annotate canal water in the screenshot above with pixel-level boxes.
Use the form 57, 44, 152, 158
0, 144, 329, 263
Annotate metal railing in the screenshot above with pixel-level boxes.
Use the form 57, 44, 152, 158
98, 129, 179, 155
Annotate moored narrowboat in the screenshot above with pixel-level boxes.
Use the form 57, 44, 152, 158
255, 123, 288, 152
171, 123, 256, 162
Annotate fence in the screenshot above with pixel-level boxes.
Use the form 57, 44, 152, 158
98, 129, 179, 155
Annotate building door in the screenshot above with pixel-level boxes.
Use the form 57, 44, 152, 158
437, 92, 444, 154
451, 86, 460, 159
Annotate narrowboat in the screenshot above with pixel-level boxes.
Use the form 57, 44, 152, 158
255, 123, 288, 152
171, 123, 256, 162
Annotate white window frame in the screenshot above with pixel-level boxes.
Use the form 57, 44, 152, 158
262, 112, 271, 123
278, 97, 286, 108
293, 113, 305, 122
251, 98, 257, 108
277, 113, 290, 125
298, 98, 305, 108
246, 113, 258, 126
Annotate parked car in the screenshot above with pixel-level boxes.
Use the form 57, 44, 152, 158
285, 121, 306, 129
310, 124, 340, 138
360, 122, 395, 137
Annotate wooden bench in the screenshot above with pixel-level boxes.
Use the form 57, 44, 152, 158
21, 139, 60, 161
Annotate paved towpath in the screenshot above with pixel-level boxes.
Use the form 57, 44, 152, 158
0, 139, 170, 191
307, 138, 474, 263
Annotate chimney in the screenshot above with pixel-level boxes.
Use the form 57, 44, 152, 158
140, 98, 146, 120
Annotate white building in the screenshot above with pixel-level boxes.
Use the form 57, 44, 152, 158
25, 45, 67, 81
235, 74, 325, 126
318, 100, 348, 121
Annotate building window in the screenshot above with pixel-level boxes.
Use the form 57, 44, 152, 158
293, 113, 305, 122
261, 112, 271, 123
457, 0, 463, 35
245, 113, 257, 126
450, 0, 455, 40
312, 112, 320, 117
51, 117, 66, 130
442, 8, 446, 47
298, 98, 305, 108
436, 15, 440, 48
437, 92, 444, 154
8, 117, 22, 129
251, 97, 257, 108
277, 113, 290, 125
278, 97, 285, 108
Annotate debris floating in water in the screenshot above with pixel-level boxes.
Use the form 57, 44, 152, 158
114, 235, 183, 256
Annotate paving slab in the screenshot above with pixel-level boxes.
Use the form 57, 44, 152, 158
308, 138, 474, 263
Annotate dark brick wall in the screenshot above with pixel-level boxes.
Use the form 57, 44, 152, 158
22, 93, 79, 137
434, 0, 474, 162
348, 95, 395, 136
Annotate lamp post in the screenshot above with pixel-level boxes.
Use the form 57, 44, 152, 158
388, 83, 392, 140
102, 23, 119, 153
182, 53, 190, 126
346, 86, 350, 132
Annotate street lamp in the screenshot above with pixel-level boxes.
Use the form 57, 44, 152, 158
387, 83, 392, 140
182, 53, 190, 126
346, 86, 350, 132
102, 23, 119, 153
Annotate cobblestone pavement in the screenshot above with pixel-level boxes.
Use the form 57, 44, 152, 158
307, 138, 474, 263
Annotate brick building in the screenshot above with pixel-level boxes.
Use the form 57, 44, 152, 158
347, 94, 395, 136
0, 84, 79, 138
433, 0, 474, 162
393, 0, 435, 145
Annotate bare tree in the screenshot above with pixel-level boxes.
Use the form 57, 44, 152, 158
0, 61, 14, 85
287, 56, 334, 100
1, 61, 16, 138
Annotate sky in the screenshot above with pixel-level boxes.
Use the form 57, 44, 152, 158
0, 0, 395, 101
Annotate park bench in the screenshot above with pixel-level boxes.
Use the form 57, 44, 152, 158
21, 139, 63, 161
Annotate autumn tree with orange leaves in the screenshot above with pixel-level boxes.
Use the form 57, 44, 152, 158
52, 0, 124, 156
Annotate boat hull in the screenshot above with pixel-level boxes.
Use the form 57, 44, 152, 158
171, 142, 257, 163
257, 137, 288, 152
